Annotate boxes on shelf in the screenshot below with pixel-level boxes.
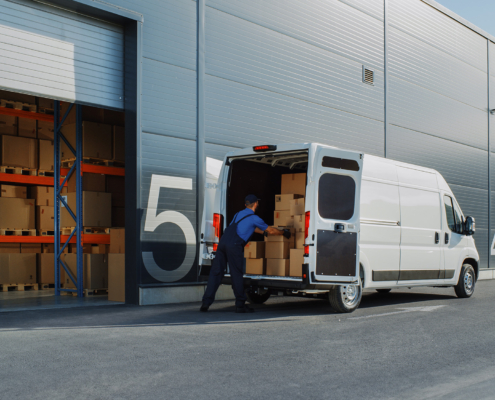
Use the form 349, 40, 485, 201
37, 121, 54, 140
0, 184, 27, 198
109, 228, 125, 253
281, 173, 306, 195
63, 254, 108, 289
60, 102, 104, 125
275, 194, 303, 211
106, 175, 125, 208
60, 191, 112, 227
0, 115, 17, 136
67, 172, 105, 193
38, 139, 54, 171
246, 258, 265, 275
289, 198, 305, 216
36, 206, 54, 231
265, 241, 291, 259
21, 244, 41, 253
73, 244, 109, 254
0, 135, 38, 169
244, 241, 265, 259
274, 210, 293, 227
60, 121, 112, 160
266, 259, 290, 277
42, 244, 54, 253
38, 98, 54, 115
18, 118, 36, 138
108, 253, 125, 302
0, 254, 36, 284
289, 249, 304, 277
0, 243, 20, 253
38, 253, 64, 284
0, 91, 36, 111
113, 126, 125, 162
0, 198, 35, 229
112, 207, 125, 227
31, 186, 67, 206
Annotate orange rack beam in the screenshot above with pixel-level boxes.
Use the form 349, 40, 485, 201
0, 173, 66, 186
0, 235, 110, 244
0, 107, 54, 122
61, 164, 125, 177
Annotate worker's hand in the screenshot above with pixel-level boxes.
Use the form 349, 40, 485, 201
283, 229, 291, 239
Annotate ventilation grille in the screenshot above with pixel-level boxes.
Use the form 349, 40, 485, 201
363, 67, 374, 85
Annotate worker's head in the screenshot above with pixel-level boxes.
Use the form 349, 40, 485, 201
245, 194, 260, 212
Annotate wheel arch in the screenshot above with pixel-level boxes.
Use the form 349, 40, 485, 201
463, 258, 479, 280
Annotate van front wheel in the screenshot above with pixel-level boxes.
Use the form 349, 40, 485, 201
454, 264, 476, 298
328, 279, 362, 313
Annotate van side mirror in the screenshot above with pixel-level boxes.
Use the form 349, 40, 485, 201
464, 216, 475, 236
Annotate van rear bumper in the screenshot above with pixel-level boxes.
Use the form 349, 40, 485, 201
221, 276, 337, 291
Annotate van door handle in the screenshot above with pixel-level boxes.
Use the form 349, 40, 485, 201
435, 232, 440, 244
445, 233, 449, 244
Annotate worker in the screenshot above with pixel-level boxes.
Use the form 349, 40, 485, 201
201, 194, 291, 313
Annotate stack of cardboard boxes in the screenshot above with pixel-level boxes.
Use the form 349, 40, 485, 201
244, 173, 307, 277
108, 228, 125, 302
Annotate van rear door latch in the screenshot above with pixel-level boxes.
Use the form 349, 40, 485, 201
334, 223, 345, 233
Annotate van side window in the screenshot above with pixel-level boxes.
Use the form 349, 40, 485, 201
322, 156, 360, 171
318, 174, 355, 220
453, 201, 464, 234
443, 196, 456, 232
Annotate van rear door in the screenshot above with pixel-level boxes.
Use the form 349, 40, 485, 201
312, 147, 363, 283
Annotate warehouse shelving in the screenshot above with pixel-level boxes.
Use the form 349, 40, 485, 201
0, 235, 110, 244
0, 106, 54, 123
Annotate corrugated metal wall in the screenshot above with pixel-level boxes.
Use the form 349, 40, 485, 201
99, 0, 494, 286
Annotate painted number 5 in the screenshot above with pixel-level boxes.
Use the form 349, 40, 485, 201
142, 174, 196, 282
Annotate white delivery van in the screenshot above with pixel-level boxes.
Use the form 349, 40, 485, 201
199, 143, 478, 313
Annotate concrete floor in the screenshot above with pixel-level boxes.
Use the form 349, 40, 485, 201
0, 288, 122, 312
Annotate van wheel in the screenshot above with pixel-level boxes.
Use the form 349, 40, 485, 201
328, 278, 362, 313
246, 288, 271, 304
454, 264, 476, 298
376, 289, 391, 294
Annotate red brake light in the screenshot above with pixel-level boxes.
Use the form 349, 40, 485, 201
304, 211, 310, 239
213, 243, 218, 252
213, 213, 224, 240
304, 245, 309, 256
253, 145, 277, 152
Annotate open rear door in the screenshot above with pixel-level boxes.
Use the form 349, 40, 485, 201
312, 147, 363, 283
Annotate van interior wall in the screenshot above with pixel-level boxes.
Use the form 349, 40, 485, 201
227, 159, 307, 242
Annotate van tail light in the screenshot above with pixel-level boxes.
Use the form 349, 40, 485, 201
304, 245, 309, 256
213, 213, 224, 241
304, 211, 310, 239
213, 243, 218, 252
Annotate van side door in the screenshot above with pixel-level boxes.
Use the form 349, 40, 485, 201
312, 148, 363, 283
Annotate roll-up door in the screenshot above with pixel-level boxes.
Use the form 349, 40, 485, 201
0, 0, 124, 110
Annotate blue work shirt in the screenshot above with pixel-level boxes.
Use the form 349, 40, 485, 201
231, 208, 269, 242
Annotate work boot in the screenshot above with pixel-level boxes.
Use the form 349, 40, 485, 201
235, 305, 254, 313
200, 303, 209, 312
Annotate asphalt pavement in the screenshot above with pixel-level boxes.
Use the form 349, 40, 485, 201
1, 281, 495, 400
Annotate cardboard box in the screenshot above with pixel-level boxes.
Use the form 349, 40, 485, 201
281, 173, 306, 195
0, 243, 20, 253
38, 98, 54, 114
113, 126, 125, 162
274, 210, 293, 227
0, 184, 27, 198
67, 172, 105, 193
18, 118, 37, 138
42, 244, 54, 253
106, 175, 125, 208
0, 115, 17, 136
295, 231, 305, 249
38, 139, 54, 171
245, 258, 265, 275
37, 253, 64, 284
60, 121, 112, 160
294, 214, 305, 232
37, 121, 54, 140
21, 244, 41, 253
0, 198, 35, 229
112, 207, 125, 227
60, 102, 104, 124
264, 227, 295, 247
266, 259, 290, 277
70, 244, 108, 254
0, 135, 38, 169
0, 254, 36, 284
63, 254, 108, 289
265, 241, 290, 259
61, 191, 112, 227
36, 206, 54, 231
110, 228, 125, 253
244, 241, 265, 259
108, 253, 125, 302
31, 186, 67, 206
275, 194, 304, 211
289, 198, 305, 216
289, 249, 304, 277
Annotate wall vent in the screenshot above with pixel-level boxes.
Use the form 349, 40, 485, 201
363, 67, 374, 85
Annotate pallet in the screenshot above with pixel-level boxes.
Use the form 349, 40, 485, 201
40, 229, 60, 236
0, 283, 38, 292
62, 288, 108, 297
0, 100, 37, 112
0, 166, 37, 176
62, 227, 110, 235
39, 107, 54, 115
61, 157, 124, 169
39, 283, 55, 290
0, 229, 36, 236
38, 170, 54, 177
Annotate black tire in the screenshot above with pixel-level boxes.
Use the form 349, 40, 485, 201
246, 288, 271, 304
454, 264, 476, 298
328, 277, 362, 313
376, 289, 392, 294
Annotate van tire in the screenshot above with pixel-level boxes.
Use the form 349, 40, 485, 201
454, 264, 476, 298
376, 289, 391, 294
246, 288, 271, 304
328, 279, 362, 313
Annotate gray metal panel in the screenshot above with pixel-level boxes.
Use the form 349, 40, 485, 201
450, 184, 488, 231
490, 42, 495, 79
0, 0, 123, 109
474, 228, 489, 269
389, 0, 487, 73
205, 6, 384, 122
338, 0, 383, 20
205, 142, 240, 161
387, 125, 488, 191
205, 74, 384, 156
389, 76, 488, 150
142, 59, 197, 140
206, 0, 384, 70
389, 26, 487, 110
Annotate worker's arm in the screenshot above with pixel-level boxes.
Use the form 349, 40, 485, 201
254, 227, 282, 235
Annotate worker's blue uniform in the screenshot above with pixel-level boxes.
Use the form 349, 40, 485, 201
203, 208, 268, 308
